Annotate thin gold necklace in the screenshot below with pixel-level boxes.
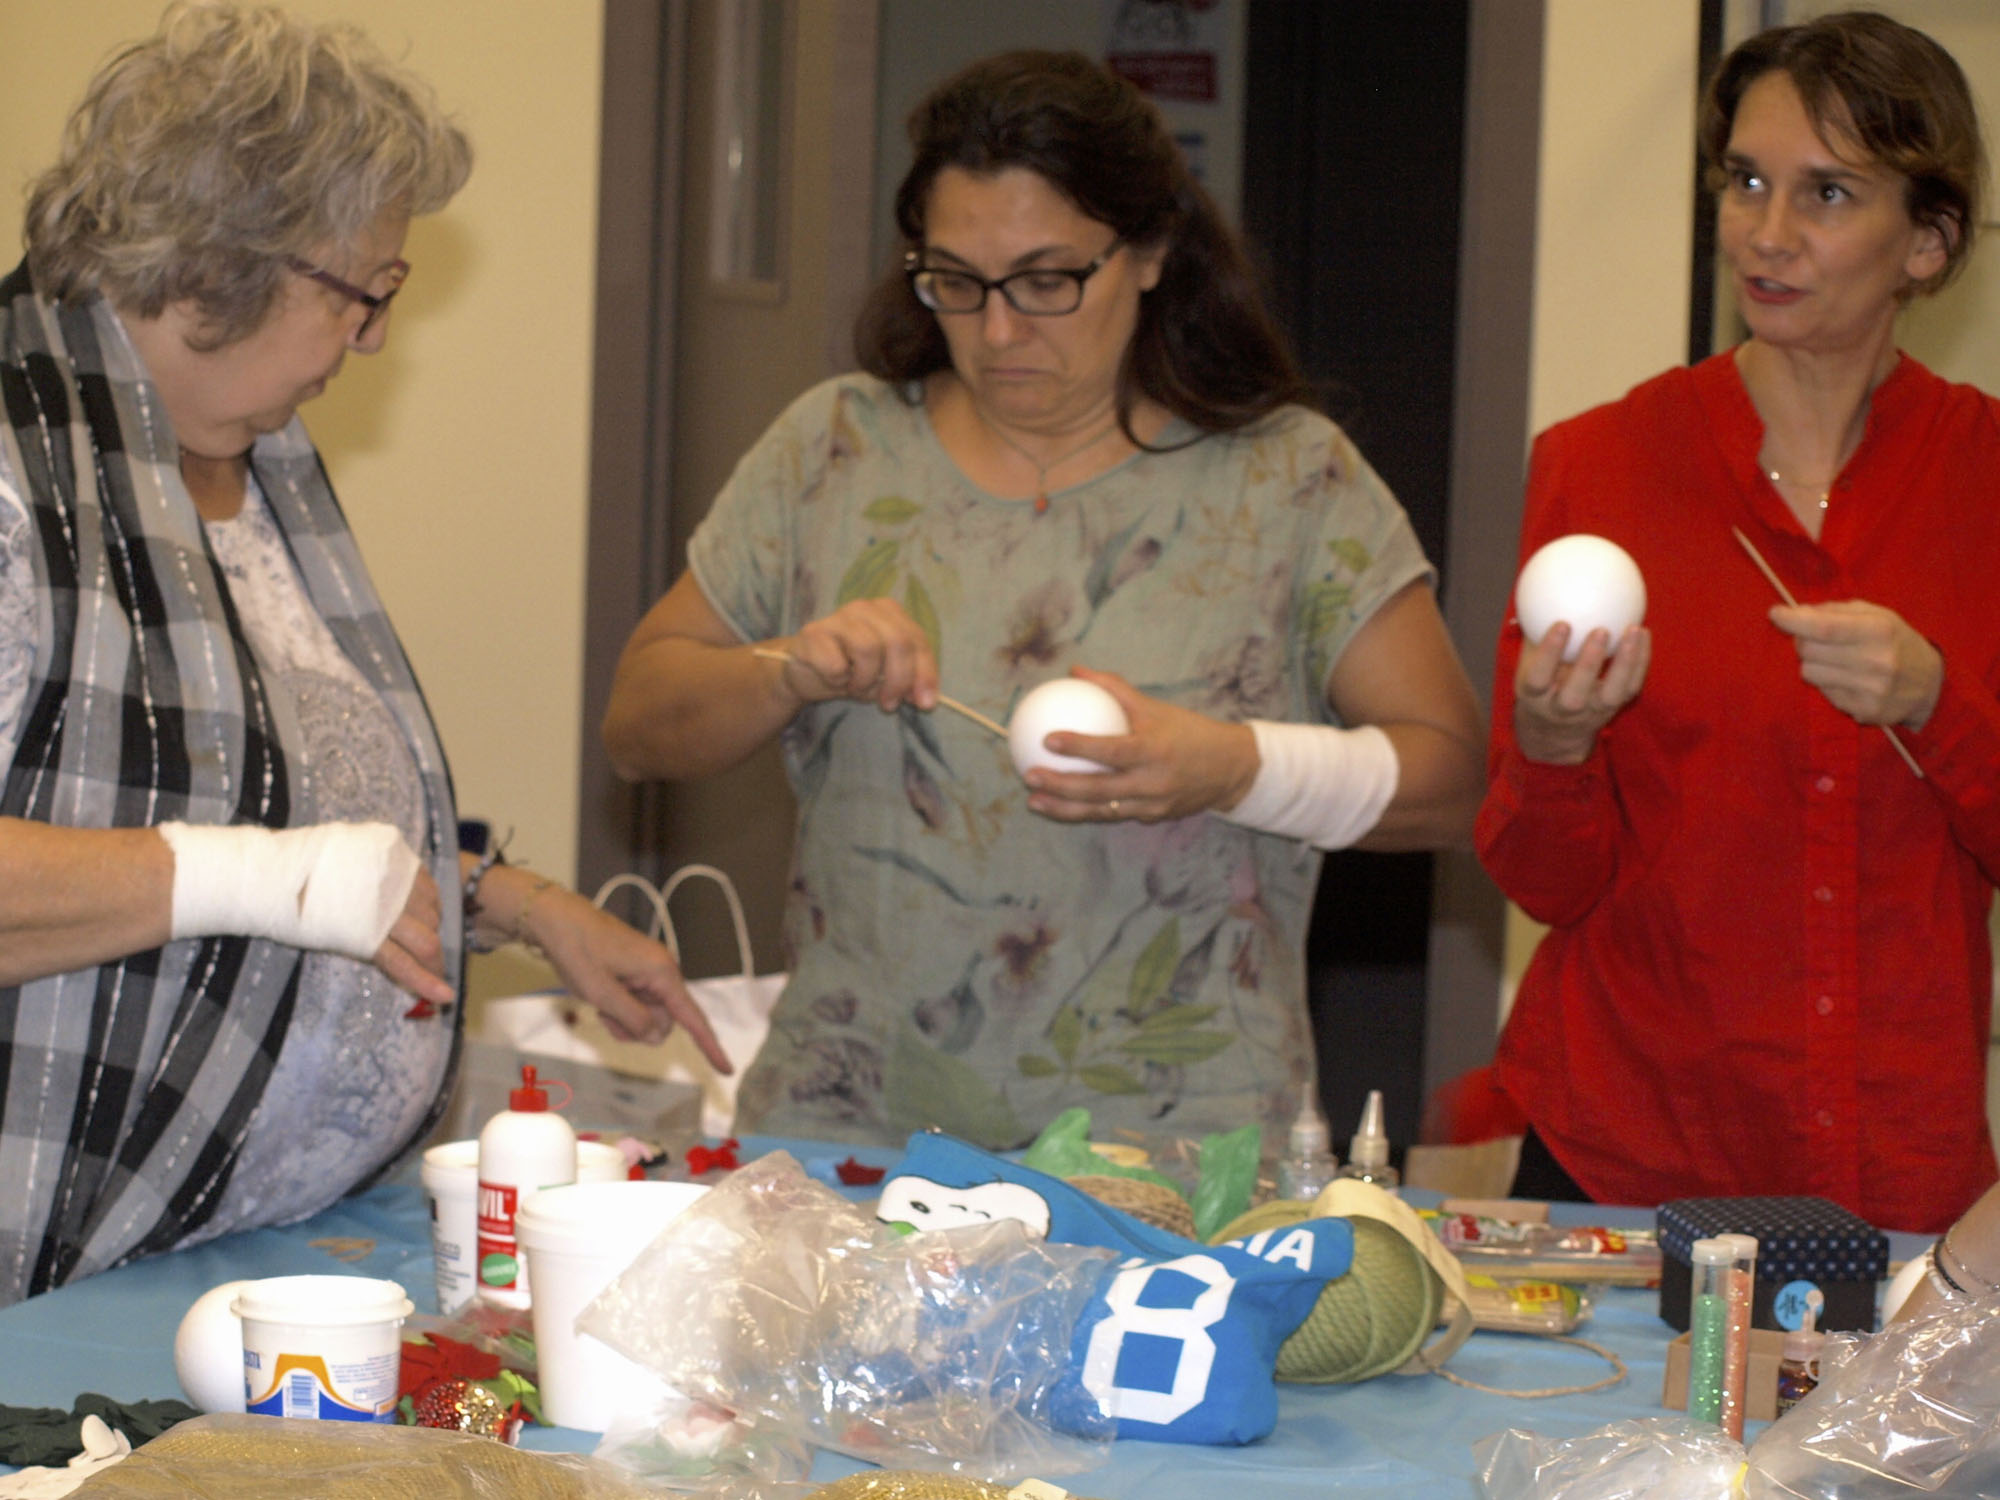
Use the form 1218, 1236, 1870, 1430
976, 410, 1124, 514
1766, 466, 1833, 511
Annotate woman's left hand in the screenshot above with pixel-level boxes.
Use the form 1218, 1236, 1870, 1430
488, 868, 732, 1069
1021, 667, 1257, 824
1769, 599, 1943, 731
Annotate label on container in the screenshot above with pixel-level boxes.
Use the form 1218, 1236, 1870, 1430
477, 1180, 521, 1291
244, 1349, 398, 1422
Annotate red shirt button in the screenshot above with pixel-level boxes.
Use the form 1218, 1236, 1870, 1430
1813, 886, 1834, 903
1815, 995, 1834, 1016
1815, 775, 1836, 794
1815, 1110, 1835, 1129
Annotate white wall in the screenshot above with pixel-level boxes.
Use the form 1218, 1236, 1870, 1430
1504, 0, 1703, 1006
0, 1, 604, 902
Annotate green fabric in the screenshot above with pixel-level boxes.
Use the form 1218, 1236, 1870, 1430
1019, 1107, 1186, 1197
1191, 1123, 1262, 1242
0, 1394, 197, 1466
696, 375, 1433, 1149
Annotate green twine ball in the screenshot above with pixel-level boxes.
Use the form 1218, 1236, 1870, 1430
1212, 1199, 1442, 1384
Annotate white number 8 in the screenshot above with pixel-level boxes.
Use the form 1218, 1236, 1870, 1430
1081, 1253, 1234, 1425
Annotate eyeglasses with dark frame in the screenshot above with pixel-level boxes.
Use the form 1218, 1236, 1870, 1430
284, 254, 410, 337
905, 238, 1125, 316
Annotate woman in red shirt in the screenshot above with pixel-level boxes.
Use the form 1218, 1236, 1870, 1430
1479, 11, 2000, 1233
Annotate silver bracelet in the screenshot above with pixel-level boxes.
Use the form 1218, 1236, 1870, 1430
1939, 1226, 2000, 1295
1927, 1242, 1972, 1301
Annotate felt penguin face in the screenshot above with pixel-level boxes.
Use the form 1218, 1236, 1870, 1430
878, 1174, 1053, 1240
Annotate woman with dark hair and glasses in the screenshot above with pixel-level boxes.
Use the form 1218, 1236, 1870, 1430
0, 3, 724, 1306
1479, 11, 1999, 1233
605, 50, 1483, 1150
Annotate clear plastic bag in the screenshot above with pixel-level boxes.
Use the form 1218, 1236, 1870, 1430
588, 1387, 813, 1490
576, 1150, 1118, 1479
1745, 1288, 2000, 1497
1474, 1416, 1747, 1500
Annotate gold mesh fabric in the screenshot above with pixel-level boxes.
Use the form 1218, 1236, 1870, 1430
69, 1414, 658, 1498
807, 1477, 1098, 1500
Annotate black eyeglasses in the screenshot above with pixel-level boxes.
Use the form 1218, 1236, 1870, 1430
905, 238, 1124, 316
284, 254, 410, 337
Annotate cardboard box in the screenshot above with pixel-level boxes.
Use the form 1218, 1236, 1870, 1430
1657, 1196, 1886, 1333
1661, 1328, 1785, 1422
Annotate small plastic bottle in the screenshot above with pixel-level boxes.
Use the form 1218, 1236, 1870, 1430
476, 1064, 576, 1309
1775, 1288, 1826, 1416
1274, 1094, 1341, 1201
1335, 1089, 1400, 1191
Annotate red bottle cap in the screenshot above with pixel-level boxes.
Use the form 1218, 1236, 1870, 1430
509, 1064, 550, 1112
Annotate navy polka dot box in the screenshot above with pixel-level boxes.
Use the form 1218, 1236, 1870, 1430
1657, 1196, 1888, 1335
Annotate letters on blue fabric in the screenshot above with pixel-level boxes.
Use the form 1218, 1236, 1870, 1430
882, 1131, 1354, 1445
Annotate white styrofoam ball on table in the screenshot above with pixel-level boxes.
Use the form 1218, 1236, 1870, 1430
1514, 533, 1647, 661
174, 1279, 253, 1413
1008, 678, 1130, 777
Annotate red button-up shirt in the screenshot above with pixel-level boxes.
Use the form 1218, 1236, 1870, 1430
1479, 352, 2000, 1233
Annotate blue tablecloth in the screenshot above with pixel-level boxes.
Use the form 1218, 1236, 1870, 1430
0, 1138, 1921, 1497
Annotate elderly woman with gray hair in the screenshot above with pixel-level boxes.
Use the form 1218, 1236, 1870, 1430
0, 2, 725, 1306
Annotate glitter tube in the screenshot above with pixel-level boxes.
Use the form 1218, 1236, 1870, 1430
1687, 1237, 1733, 1424
1720, 1234, 1758, 1442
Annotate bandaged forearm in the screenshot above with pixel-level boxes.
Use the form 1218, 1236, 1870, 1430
1213, 720, 1399, 849
157, 821, 422, 960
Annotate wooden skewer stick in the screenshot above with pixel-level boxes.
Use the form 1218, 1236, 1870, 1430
1731, 526, 1924, 779
750, 646, 1008, 739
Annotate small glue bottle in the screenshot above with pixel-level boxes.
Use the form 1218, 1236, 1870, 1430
476, 1064, 576, 1309
1335, 1089, 1400, 1192
1776, 1288, 1826, 1416
1274, 1093, 1341, 1202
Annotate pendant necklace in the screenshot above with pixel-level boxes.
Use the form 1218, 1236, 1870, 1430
1766, 466, 1833, 511
977, 410, 1124, 514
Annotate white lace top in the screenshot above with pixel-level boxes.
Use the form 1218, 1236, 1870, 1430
0, 446, 448, 1238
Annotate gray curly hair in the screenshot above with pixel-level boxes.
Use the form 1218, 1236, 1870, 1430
25, 1, 472, 348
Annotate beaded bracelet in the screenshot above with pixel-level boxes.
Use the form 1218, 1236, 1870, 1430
462, 827, 513, 953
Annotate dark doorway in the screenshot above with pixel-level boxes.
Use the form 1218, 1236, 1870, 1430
1242, 2, 1471, 1156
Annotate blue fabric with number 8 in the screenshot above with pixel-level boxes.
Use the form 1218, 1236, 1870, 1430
883, 1133, 1356, 1445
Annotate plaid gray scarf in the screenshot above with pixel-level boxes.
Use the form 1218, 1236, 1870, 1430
0, 262, 462, 1304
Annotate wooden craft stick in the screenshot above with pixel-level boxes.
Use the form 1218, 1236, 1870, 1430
750, 646, 1007, 739
1731, 527, 1923, 778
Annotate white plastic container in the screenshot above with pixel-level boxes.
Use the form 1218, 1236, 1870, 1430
233, 1275, 413, 1422
515, 1179, 709, 1431
424, 1137, 625, 1313
476, 1064, 578, 1308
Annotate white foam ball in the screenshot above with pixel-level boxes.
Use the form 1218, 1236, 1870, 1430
1008, 678, 1130, 777
174, 1279, 253, 1413
1514, 534, 1647, 661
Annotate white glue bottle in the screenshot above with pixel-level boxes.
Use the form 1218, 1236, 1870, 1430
1336, 1089, 1400, 1191
476, 1064, 576, 1309
1274, 1093, 1341, 1201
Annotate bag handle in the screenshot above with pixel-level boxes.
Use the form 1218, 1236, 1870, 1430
591, 864, 757, 980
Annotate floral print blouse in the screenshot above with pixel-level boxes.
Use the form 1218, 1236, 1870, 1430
690, 375, 1432, 1148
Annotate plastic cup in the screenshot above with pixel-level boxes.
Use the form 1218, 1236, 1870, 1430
422, 1137, 626, 1313
515, 1179, 709, 1431
233, 1276, 413, 1422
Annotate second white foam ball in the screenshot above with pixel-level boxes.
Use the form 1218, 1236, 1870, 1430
1514, 533, 1647, 661
1008, 678, 1129, 777
174, 1279, 253, 1414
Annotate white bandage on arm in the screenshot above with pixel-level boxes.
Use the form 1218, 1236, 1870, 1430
157, 821, 423, 960
1212, 719, 1400, 850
